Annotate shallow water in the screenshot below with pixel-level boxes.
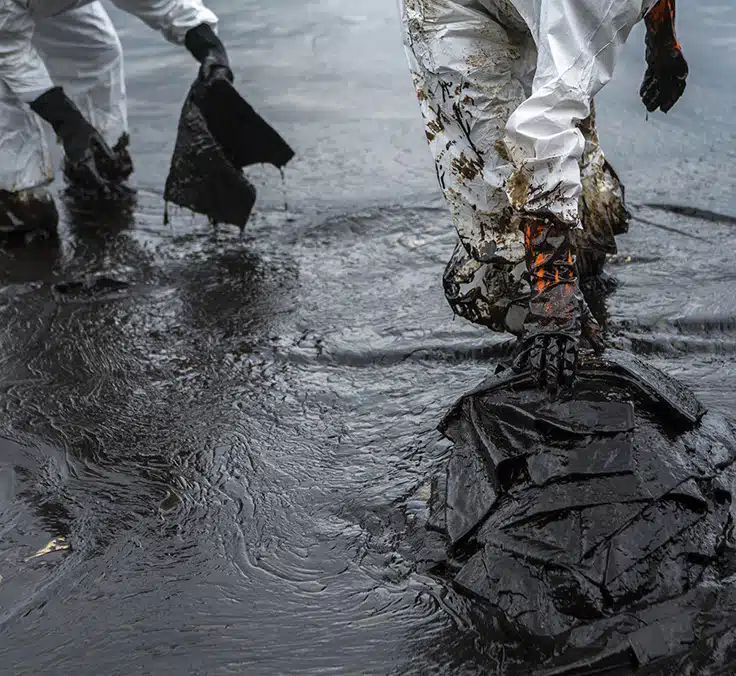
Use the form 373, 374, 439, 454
0, 1, 734, 674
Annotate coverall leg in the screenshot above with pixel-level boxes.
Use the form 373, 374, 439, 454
0, 80, 50, 193
398, 0, 649, 334
35, 3, 128, 150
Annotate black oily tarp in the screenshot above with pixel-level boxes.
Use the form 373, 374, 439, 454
427, 349, 736, 675
164, 78, 295, 227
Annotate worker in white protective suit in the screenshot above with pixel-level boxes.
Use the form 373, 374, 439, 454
398, 0, 688, 391
0, 0, 233, 234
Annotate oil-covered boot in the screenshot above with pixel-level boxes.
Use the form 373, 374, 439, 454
512, 213, 604, 392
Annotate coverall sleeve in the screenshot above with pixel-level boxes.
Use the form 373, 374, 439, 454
110, 0, 218, 44
0, 0, 54, 103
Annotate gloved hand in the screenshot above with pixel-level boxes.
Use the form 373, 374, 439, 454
640, 0, 688, 113
185, 23, 233, 87
30, 87, 130, 195
512, 215, 605, 393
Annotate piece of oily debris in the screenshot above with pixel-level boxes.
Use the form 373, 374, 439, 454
25, 537, 70, 562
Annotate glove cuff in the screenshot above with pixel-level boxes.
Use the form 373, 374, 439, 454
185, 23, 229, 68
29, 86, 88, 138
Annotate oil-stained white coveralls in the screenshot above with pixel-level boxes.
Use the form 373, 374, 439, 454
0, 0, 218, 193
398, 0, 658, 332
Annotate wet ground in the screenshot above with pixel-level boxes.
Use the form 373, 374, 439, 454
1, 1, 735, 674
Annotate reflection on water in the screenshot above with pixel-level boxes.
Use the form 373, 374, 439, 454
0, 1, 735, 674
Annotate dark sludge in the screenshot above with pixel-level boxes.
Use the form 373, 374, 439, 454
62, 133, 135, 203
424, 349, 736, 675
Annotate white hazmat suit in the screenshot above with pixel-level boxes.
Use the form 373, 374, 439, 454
0, 0, 218, 193
398, 0, 658, 332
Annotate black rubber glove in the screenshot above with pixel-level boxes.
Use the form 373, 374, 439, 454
185, 23, 233, 86
30, 86, 129, 195
512, 215, 605, 393
640, 0, 688, 113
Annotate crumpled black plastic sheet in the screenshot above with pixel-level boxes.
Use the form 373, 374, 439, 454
164, 79, 294, 228
427, 349, 736, 675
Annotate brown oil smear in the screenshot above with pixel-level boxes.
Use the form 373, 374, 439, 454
494, 139, 511, 163
507, 169, 530, 210
451, 152, 484, 182
425, 117, 445, 143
